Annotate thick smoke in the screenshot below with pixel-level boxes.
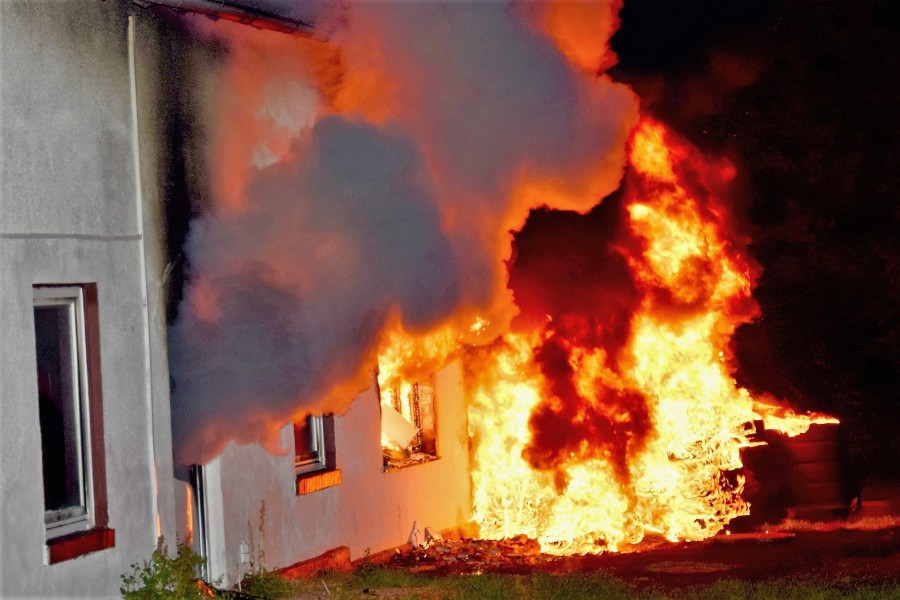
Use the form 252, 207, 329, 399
170, 1, 637, 463
509, 198, 640, 354
525, 335, 651, 491
170, 118, 460, 461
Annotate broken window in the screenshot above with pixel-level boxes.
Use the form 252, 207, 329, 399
33, 284, 112, 560
381, 378, 437, 470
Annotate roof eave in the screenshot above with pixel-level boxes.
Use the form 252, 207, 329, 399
133, 0, 315, 36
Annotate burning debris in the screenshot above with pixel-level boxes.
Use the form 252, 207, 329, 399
382, 528, 790, 575
389, 534, 549, 575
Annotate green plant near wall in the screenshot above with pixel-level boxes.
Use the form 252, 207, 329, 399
238, 501, 297, 599
120, 537, 218, 599
239, 570, 296, 600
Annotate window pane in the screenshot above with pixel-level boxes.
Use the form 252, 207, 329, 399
34, 302, 85, 517
293, 416, 320, 465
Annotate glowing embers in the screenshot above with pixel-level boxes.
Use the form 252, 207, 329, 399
380, 378, 438, 471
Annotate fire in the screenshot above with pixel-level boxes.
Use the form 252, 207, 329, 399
376, 321, 459, 458
753, 397, 838, 438
466, 118, 837, 554
377, 321, 458, 393
172, 1, 839, 504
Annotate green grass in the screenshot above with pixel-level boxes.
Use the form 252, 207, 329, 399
300, 567, 900, 600
239, 569, 299, 599
351, 562, 437, 589
674, 579, 900, 600
445, 573, 524, 600
524, 572, 644, 600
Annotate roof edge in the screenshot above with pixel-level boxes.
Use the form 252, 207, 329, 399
133, 0, 315, 35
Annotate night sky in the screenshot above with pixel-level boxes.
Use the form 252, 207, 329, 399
518, 0, 899, 481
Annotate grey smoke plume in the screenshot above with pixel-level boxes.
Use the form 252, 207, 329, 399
170, 1, 637, 464
170, 118, 460, 461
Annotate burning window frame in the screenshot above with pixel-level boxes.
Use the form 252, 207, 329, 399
381, 377, 438, 471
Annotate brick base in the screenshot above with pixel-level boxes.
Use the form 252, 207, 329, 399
278, 546, 352, 579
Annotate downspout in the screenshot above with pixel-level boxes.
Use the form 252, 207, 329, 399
128, 13, 162, 543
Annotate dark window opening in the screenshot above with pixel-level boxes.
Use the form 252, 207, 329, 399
293, 415, 338, 495
33, 284, 112, 561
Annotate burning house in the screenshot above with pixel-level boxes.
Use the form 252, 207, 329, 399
0, 1, 477, 593
1, 0, 869, 597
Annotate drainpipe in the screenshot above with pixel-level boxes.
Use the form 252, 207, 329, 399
132, 0, 315, 35
128, 13, 162, 544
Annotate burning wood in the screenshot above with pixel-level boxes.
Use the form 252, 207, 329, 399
388, 535, 549, 574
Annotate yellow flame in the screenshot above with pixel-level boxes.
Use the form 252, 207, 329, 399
465, 118, 836, 554
470, 316, 490, 336
374, 119, 836, 554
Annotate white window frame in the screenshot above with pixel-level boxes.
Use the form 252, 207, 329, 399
294, 415, 327, 475
34, 286, 96, 539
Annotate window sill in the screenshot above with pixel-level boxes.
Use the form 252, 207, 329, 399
383, 453, 439, 472
47, 527, 115, 564
296, 469, 341, 496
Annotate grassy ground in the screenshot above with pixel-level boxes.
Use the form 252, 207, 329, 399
250, 565, 900, 600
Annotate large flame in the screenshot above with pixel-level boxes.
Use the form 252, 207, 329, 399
466, 119, 837, 554
168, 0, 835, 515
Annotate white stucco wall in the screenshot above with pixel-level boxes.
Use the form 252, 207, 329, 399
211, 362, 472, 586
3, 0, 473, 595
0, 1, 177, 596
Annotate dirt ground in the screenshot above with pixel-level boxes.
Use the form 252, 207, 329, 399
557, 525, 899, 588
280, 484, 899, 600
380, 483, 900, 590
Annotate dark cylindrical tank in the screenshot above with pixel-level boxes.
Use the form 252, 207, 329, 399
737, 422, 858, 528
782, 422, 859, 520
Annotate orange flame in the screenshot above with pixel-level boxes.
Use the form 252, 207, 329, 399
178, 3, 835, 488
465, 118, 837, 554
